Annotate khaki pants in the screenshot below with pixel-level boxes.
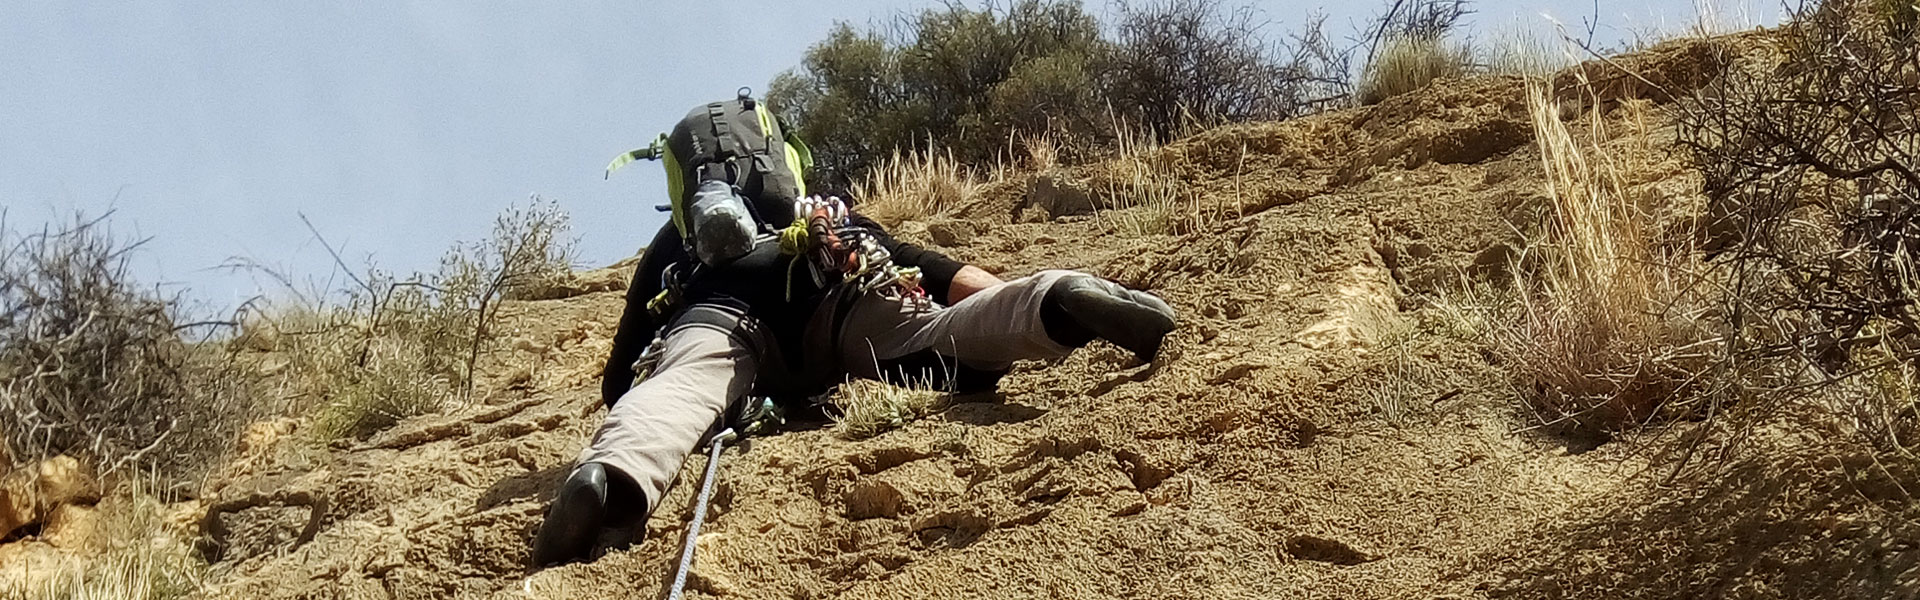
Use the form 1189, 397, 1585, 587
575, 270, 1083, 514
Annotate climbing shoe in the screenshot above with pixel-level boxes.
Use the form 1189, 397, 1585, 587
530, 462, 611, 569
1048, 275, 1177, 362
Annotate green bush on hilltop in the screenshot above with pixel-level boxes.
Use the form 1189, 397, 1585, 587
769, 0, 1351, 187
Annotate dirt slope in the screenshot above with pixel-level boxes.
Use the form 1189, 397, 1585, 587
187, 36, 1919, 600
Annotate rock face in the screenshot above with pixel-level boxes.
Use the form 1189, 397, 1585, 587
1026, 171, 1096, 219
926, 219, 978, 247
0, 456, 100, 540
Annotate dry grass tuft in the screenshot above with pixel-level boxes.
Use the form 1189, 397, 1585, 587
1094, 120, 1209, 237
1357, 37, 1472, 105
1489, 82, 1716, 433
829, 379, 946, 440
851, 148, 978, 228
1361, 310, 1446, 426
1483, 23, 1572, 79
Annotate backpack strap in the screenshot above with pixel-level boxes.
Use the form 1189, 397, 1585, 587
706, 103, 737, 159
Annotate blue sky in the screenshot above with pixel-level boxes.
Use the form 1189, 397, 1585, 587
0, 1, 1770, 312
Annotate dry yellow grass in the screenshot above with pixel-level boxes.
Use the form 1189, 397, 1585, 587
1489, 81, 1715, 432
238, 302, 451, 442
851, 148, 977, 228
829, 379, 946, 440
1357, 37, 1472, 105
231, 202, 572, 442
1484, 23, 1573, 79
1095, 119, 1207, 237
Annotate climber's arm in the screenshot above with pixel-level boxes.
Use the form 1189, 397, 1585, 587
945, 265, 1005, 304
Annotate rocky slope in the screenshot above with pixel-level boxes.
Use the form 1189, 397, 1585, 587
13, 35, 1912, 600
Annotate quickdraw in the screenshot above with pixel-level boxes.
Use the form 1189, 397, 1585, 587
780, 195, 925, 303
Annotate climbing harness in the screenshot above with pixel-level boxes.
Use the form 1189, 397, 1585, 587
667, 427, 738, 600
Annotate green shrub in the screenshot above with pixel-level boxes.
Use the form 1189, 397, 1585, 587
770, 1, 1102, 186
769, 0, 1343, 186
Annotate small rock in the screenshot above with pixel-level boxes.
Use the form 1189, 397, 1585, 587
1106, 492, 1149, 517
35, 456, 97, 506
236, 418, 298, 456
0, 478, 34, 539
926, 220, 977, 247
1028, 171, 1096, 218
512, 337, 547, 354
1285, 534, 1381, 565
689, 568, 739, 596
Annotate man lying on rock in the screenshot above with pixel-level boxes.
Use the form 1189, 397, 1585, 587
530, 94, 1178, 568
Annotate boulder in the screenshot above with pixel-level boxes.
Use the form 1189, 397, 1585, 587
926, 220, 978, 247
1027, 171, 1096, 218
0, 456, 100, 540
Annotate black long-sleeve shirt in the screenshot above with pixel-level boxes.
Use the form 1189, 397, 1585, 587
599, 216, 964, 406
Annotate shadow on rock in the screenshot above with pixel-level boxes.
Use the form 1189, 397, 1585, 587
476, 464, 570, 512
1482, 442, 1920, 599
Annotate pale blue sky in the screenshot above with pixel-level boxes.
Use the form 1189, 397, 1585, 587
0, 1, 1770, 311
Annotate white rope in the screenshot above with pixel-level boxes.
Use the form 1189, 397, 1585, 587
668, 427, 737, 600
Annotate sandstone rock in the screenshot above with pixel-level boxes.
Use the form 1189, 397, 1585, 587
506, 266, 630, 301
689, 532, 740, 595
1028, 171, 1095, 218
42, 503, 96, 548
0, 475, 32, 539
843, 459, 969, 521
237, 419, 298, 457
36, 456, 97, 507
0, 456, 99, 540
926, 220, 977, 247
844, 479, 904, 520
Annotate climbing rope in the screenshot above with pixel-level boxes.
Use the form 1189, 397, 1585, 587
667, 427, 738, 600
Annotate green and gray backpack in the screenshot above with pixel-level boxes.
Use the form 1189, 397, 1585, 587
607, 90, 814, 265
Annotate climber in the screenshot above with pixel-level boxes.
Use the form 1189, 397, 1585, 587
529, 93, 1177, 568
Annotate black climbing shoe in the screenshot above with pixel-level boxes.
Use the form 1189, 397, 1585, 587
1051, 275, 1177, 362
530, 462, 610, 569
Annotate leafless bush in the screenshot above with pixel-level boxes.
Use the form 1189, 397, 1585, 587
0, 213, 247, 482
1676, 0, 1920, 449
246, 200, 572, 440
1106, 0, 1351, 140
1360, 0, 1473, 56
